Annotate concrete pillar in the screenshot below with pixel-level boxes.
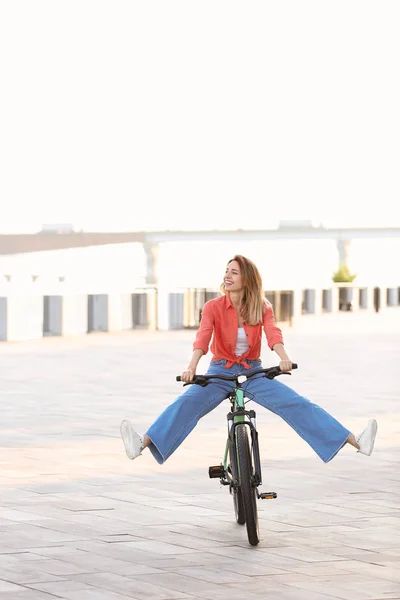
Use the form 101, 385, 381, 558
336, 238, 352, 266
291, 289, 303, 321
303, 289, 316, 314
147, 289, 158, 331
366, 287, 375, 311
108, 294, 133, 332
157, 287, 170, 330
4, 295, 44, 341
169, 292, 184, 329
183, 289, 196, 328
380, 287, 388, 310
387, 288, 398, 307
63, 295, 88, 336
331, 287, 340, 312
359, 288, 368, 309
351, 287, 360, 311
43, 296, 63, 336
274, 291, 282, 322
314, 288, 323, 315
143, 242, 159, 286
88, 294, 108, 332
322, 289, 330, 312
0, 297, 7, 341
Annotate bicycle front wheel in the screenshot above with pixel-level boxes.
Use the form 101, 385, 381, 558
236, 423, 259, 546
229, 443, 245, 525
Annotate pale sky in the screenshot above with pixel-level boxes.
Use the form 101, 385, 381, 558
1, 1, 399, 233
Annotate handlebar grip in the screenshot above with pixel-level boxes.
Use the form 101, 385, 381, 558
176, 376, 182, 382
292, 363, 298, 369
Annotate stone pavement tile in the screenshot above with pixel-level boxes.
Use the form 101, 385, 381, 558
334, 531, 400, 551
131, 570, 260, 597
30, 547, 164, 577
73, 572, 197, 599
382, 546, 400, 557
117, 531, 230, 550
260, 546, 348, 563
58, 590, 142, 600
203, 545, 313, 570
6, 556, 97, 579
0, 524, 89, 547
108, 539, 202, 556
0, 551, 49, 563
255, 572, 400, 600
199, 587, 295, 600
0, 508, 51, 522
351, 516, 400, 530
0, 546, 25, 555
228, 580, 347, 600
166, 566, 255, 585
0, 565, 64, 585
337, 560, 400, 583
159, 551, 289, 576
0, 579, 29, 593
27, 579, 101, 596
135, 522, 255, 544
0, 592, 66, 600
313, 546, 399, 563
285, 563, 359, 577
1, 518, 114, 541
68, 539, 168, 565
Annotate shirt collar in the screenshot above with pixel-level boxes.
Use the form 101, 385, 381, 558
224, 293, 233, 309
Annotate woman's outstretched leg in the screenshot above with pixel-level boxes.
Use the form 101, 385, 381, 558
121, 371, 234, 464
243, 375, 377, 462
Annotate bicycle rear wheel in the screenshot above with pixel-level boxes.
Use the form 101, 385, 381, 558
229, 443, 245, 525
236, 423, 259, 546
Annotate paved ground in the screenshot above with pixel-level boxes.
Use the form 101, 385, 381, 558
0, 309, 399, 600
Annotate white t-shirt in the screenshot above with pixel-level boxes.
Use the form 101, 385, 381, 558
234, 327, 249, 356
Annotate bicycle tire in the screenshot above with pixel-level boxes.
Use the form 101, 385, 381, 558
236, 424, 260, 546
229, 443, 245, 525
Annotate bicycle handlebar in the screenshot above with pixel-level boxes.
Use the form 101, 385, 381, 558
176, 364, 298, 385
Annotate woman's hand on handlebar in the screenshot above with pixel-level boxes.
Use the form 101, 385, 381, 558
181, 367, 195, 383
279, 360, 293, 373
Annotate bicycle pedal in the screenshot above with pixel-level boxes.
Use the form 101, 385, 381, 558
208, 465, 225, 479
259, 491, 277, 499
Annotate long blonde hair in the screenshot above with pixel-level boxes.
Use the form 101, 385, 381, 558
220, 255, 266, 325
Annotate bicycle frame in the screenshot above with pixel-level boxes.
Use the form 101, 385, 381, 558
222, 383, 263, 489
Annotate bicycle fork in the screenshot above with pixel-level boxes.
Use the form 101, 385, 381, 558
208, 407, 277, 500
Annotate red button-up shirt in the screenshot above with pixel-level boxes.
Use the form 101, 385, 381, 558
193, 294, 284, 368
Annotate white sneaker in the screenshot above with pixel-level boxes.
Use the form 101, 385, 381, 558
356, 419, 378, 456
120, 420, 144, 460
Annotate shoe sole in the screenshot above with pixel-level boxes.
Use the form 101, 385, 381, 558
367, 419, 378, 455
120, 420, 140, 460
360, 419, 378, 456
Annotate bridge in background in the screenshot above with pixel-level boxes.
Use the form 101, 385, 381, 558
0, 225, 399, 256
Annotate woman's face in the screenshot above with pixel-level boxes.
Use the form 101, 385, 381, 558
224, 260, 243, 293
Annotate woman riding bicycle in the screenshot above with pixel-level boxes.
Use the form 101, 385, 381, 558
121, 255, 377, 464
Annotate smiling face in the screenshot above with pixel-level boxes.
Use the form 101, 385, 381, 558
223, 260, 243, 293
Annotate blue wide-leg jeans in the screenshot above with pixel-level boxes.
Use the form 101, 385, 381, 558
146, 360, 350, 465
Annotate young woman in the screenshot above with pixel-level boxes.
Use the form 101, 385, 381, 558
120, 255, 377, 464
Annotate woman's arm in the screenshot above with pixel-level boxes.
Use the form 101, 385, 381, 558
182, 349, 205, 382
272, 342, 293, 372
263, 304, 293, 372
182, 301, 214, 382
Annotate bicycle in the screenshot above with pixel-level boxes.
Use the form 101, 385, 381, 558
177, 363, 298, 546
